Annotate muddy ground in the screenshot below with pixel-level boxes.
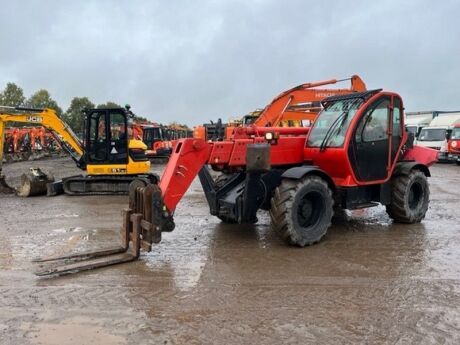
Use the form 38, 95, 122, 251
0, 157, 459, 344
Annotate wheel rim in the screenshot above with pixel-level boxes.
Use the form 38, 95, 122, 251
297, 191, 324, 228
408, 181, 424, 210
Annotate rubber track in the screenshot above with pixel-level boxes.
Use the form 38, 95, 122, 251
63, 174, 158, 196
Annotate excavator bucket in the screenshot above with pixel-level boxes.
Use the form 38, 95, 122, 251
16, 168, 54, 197
33, 180, 173, 277
0, 174, 15, 194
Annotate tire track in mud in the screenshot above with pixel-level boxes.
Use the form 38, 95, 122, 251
1, 276, 459, 311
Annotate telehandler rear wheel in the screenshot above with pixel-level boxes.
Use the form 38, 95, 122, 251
386, 170, 429, 223
270, 175, 333, 247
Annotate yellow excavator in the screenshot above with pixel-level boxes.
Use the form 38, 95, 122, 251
0, 105, 157, 196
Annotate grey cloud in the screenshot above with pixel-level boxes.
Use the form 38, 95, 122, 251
0, 0, 459, 125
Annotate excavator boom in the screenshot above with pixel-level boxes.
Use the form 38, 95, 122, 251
255, 75, 367, 127
194, 75, 367, 141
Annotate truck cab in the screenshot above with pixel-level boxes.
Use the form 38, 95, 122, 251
447, 124, 460, 165
416, 113, 460, 161
404, 113, 432, 141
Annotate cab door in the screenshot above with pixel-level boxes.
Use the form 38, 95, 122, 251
86, 110, 108, 163
348, 96, 391, 182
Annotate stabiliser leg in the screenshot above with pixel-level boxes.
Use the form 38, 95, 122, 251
33, 182, 173, 277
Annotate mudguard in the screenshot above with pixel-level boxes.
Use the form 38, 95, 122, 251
281, 166, 336, 191
402, 145, 437, 168
393, 161, 431, 177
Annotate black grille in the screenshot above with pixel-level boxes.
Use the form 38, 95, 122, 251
321, 89, 382, 106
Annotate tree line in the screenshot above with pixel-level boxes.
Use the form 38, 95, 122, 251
0, 82, 151, 135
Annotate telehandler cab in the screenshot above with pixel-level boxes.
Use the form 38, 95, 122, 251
35, 90, 438, 276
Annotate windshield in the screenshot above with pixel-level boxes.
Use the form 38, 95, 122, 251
307, 97, 364, 147
418, 128, 446, 141
143, 127, 162, 146
243, 115, 258, 125
451, 127, 460, 139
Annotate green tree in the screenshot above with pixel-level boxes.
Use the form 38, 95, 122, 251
26, 89, 63, 117
169, 121, 190, 130
133, 115, 148, 123
0, 82, 26, 107
64, 97, 95, 135
97, 101, 121, 109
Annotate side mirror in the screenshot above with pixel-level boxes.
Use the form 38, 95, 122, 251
445, 129, 452, 140
406, 131, 415, 149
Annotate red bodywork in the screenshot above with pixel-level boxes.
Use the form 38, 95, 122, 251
133, 123, 173, 158
3, 126, 62, 156
158, 91, 437, 213
447, 124, 460, 160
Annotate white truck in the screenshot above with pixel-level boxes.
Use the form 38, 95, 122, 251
405, 112, 434, 139
416, 112, 460, 161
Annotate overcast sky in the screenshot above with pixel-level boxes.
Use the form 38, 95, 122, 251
0, 1, 458, 125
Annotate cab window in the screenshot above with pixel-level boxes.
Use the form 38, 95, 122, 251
356, 99, 389, 142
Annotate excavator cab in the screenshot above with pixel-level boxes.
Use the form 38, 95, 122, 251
77, 106, 151, 177
84, 108, 129, 166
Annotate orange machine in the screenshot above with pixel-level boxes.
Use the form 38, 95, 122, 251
133, 122, 173, 159
253, 75, 366, 127
194, 75, 367, 140
2, 126, 62, 161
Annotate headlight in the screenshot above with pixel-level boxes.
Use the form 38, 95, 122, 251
265, 132, 274, 141
452, 141, 457, 148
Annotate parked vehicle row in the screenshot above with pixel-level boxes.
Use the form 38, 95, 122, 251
405, 111, 460, 163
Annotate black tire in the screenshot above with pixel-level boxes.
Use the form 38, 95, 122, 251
270, 176, 334, 247
456, 160, 460, 166
386, 170, 429, 223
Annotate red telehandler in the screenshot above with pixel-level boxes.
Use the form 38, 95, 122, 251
35, 89, 438, 276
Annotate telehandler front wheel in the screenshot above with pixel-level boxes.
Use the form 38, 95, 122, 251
270, 175, 333, 247
386, 170, 429, 223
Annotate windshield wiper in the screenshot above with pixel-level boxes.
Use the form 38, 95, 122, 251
319, 111, 348, 151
